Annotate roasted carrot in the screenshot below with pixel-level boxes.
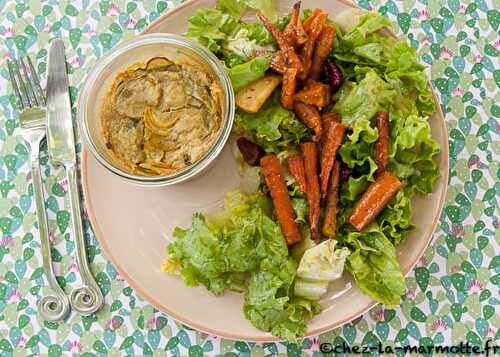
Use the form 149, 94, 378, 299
322, 160, 340, 237
257, 12, 291, 50
349, 171, 402, 231
299, 38, 315, 80
304, 11, 327, 40
322, 112, 341, 134
301, 142, 321, 241
261, 155, 303, 245
293, 80, 331, 109
283, 1, 301, 48
270, 49, 303, 75
302, 9, 322, 34
281, 67, 298, 110
295, 11, 308, 46
294, 102, 322, 141
319, 121, 345, 195
287, 155, 307, 193
375, 111, 390, 174
298, 10, 327, 80
310, 26, 336, 81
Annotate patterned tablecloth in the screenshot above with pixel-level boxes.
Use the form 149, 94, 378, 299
0, 0, 498, 355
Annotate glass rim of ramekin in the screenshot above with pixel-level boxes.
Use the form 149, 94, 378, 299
77, 33, 235, 186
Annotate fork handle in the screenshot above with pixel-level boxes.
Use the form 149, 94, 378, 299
30, 151, 71, 322
65, 164, 104, 315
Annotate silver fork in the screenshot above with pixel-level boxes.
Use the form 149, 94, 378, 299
8, 57, 71, 322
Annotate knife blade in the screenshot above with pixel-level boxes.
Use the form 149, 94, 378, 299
46, 39, 76, 165
46, 39, 103, 315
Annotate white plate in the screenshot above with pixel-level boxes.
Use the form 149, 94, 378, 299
81, 0, 449, 341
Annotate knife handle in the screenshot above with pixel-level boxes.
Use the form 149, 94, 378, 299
29, 137, 71, 322
65, 164, 104, 315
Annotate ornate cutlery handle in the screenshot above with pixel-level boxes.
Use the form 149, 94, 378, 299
30, 147, 71, 322
66, 164, 103, 315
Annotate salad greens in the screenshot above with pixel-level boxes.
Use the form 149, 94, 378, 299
163, 0, 441, 340
235, 92, 311, 155
228, 55, 272, 92
187, 1, 275, 67
342, 223, 406, 307
163, 191, 319, 339
294, 240, 350, 300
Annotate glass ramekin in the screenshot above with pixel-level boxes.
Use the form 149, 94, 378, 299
77, 33, 235, 186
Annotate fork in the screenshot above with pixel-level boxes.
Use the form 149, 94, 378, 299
8, 57, 71, 322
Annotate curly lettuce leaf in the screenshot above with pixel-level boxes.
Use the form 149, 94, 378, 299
342, 12, 392, 46
245, 0, 277, 20
244, 263, 319, 341
389, 114, 440, 194
333, 70, 395, 144
187, 8, 239, 53
228, 55, 272, 92
235, 92, 311, 154
343, 223, 405, 307
218, 0, 277, 19
165, 190, 318, 340
377, 190, 414, 245
334, 12, 435, 118
187, 3, 274, 67
217, 0, 248, 18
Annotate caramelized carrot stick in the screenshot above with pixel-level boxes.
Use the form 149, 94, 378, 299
283, 1, 301, 48
349, 171, 402, 231
294, 102, 322, 141
304, 11, 327, 40
281, 67, 298, 110
293, 81, 331, 109
322, 161, 340, 237
287, 155, 307, 193
302, 9, 322, 33
320, 121, 345, 195
271, 49, 303, 75
322, 112, 341, 135
299, 39, 315, 80
261, 155, 303, 245
257, 12, 292, 50
295, 11, 308, 46
375, 111, 390, 174
301, 142, 321, 241
310, 26, 336, 81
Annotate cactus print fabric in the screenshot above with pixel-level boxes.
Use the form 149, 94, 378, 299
0, 0, 498, 355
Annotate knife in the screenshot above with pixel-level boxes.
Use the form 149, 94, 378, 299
46, 39, 103, 315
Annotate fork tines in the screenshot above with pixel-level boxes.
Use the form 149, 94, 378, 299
7, 56, 46, 110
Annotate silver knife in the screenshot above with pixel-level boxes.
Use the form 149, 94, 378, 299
46, 39, 103, 315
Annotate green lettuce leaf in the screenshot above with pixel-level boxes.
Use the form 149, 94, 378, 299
187, 8, 239, 53
245, 0, 277, 19
228, 55, 272, 92
342, 12, 392, 46
333, 70, 394, 144
187, 3, 274, 67
235, 92, 311, 154
377, 190, 414, 245
339, 174, 371, 204
389, 113, 440, 194
165, 190, 319, 340
342, 223, 405, 307
217, 0, 248, 18
333, 12, 435, 118
244, 263, 319, 341
218, 0, 277, 19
